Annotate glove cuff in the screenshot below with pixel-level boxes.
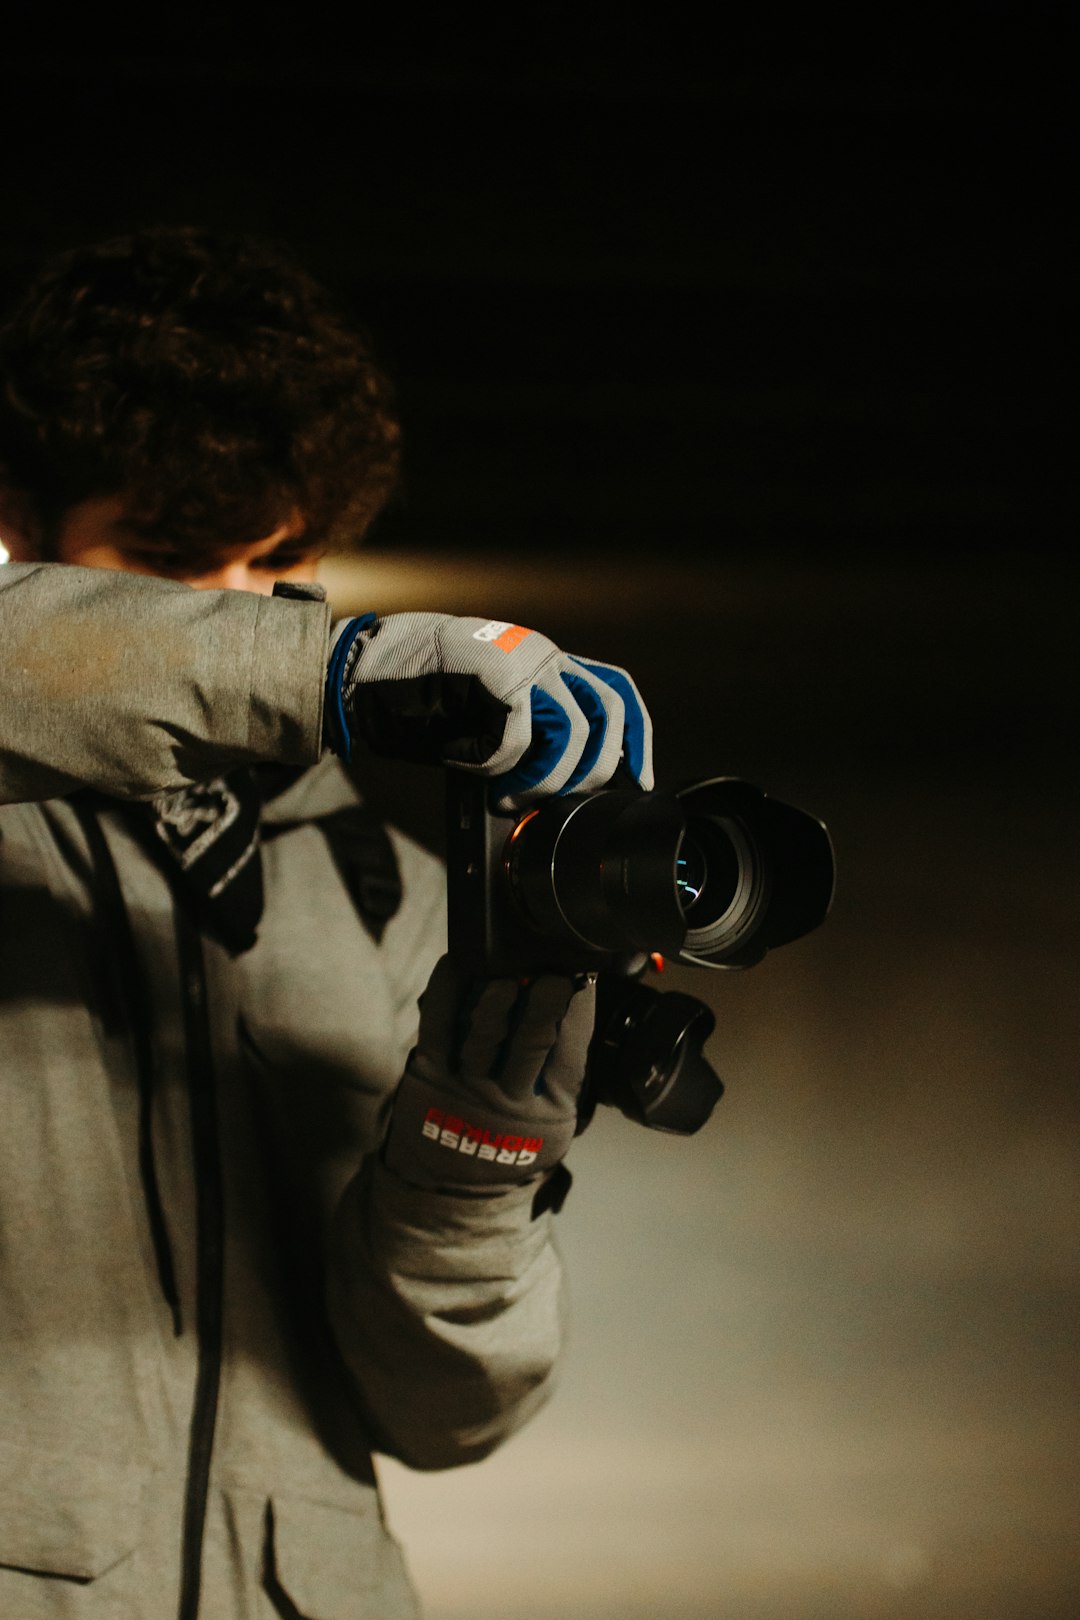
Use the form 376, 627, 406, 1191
383, 1069, 578, 1191
324, 613, 379, 760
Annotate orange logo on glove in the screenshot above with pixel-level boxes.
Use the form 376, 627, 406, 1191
473, 621, 533, 653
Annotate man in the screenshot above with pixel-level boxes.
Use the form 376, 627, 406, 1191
0, 228, 652, 1617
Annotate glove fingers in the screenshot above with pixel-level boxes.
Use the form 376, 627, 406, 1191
492, 657, 650, 805
489, 678, 593, 807
415, 955, 510, 1064
569, 656, 654, 790
454, 974, 562, 1087
421, 967, 593, 1107
560, 669, 626, 795
470, 974, 590, 1102
530, 974, 597, 1110
418, 961, 576, 1093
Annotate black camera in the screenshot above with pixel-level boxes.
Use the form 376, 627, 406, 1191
446, 773, 834, 1134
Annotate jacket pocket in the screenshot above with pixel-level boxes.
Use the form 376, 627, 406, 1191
265, 1491, 420, 1620
0, 1439, 144, 1604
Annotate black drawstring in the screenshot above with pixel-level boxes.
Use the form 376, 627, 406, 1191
71, 801, 183, 1336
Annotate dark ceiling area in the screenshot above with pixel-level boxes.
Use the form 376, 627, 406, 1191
1, 7, 1071, 561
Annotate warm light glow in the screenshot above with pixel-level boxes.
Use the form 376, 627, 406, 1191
0, 539, 9, 565
508, 808, 540, 843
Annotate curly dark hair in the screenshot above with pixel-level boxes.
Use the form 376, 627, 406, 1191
0, 226, 400, 561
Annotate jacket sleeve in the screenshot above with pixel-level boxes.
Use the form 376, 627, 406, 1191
323, 833, 565, 1471
325, 1159, 564, 1470
0, 562, 330, 803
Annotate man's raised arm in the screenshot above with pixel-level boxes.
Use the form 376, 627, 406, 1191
0, 562, 330, 803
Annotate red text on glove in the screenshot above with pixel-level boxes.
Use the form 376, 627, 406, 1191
473, 621, 533, 654
423, 1106, 543, 1167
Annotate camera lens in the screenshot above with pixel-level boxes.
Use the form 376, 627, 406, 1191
675, 823, 742, 924
502, 787, 688, 960
675, 833, 708, 916
462, 773, 834, 977
677, 813, 767, 960
676, 818, 744, 925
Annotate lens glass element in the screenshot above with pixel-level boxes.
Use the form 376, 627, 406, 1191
676, 814, 768, 962
675, 821, 741, 926
675, 835, 708, 917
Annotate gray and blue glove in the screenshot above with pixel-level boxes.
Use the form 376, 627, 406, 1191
382, 955, 596, 1193
324, 611, 652, 809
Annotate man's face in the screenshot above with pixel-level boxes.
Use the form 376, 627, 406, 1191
4, 492, 321, 595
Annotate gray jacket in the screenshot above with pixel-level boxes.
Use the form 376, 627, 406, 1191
0, 563, 563, 1618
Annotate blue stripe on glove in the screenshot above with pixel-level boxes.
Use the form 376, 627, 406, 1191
491, 659, 650, 804
560, 671, 611, 791
489, 686, 574, 799
569, 657, 650, 787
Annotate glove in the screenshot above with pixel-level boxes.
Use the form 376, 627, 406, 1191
324, 610, 652, 809
382, 955, 597, 1193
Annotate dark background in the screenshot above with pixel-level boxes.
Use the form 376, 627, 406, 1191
1, 6, 1072, 566
4, 8, 1076, 1617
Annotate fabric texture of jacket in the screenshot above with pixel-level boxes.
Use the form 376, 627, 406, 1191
0, 562, 564, 1619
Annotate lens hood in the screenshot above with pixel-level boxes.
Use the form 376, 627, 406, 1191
673, 778, 835, 968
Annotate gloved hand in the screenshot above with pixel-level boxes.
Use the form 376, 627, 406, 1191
382, 955, 597, 1193
324, 610, 652, 809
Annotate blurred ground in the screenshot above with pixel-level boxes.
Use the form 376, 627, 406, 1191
325, 549, 1080, 1620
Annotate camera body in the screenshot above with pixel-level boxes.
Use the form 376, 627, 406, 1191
445, 770, 834, 1136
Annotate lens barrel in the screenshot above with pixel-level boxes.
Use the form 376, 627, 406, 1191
505, 789, 688, 959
